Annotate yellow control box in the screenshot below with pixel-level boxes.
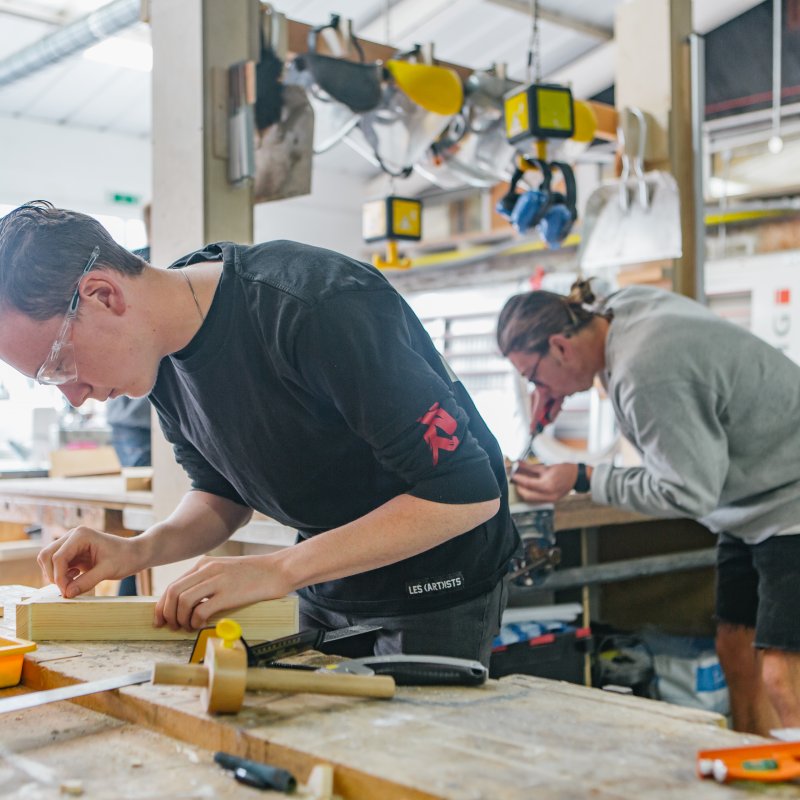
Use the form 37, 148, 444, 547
0, 635, 37, 688
504, 83, 574, 144
363, 196, 422, 243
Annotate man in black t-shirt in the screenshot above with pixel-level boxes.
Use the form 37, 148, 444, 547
0, 202, 518, 664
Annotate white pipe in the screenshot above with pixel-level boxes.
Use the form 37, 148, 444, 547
772, 0, 782, 141
0, 0, 140, 89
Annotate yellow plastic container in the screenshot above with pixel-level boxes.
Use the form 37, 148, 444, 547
0, 635, 37, 688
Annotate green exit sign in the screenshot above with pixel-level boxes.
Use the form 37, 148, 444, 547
109, 192, 141, 205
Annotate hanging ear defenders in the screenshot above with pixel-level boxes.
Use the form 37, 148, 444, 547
495, 157, 552, 235
538, 161, 577, 247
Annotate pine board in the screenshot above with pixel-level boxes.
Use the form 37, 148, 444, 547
13, 637, 800, 800
0, 690, 278, 799
15, 595, 298, 641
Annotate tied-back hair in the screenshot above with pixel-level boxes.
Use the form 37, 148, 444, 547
0, 200, 147, 321
497, 277, 609, 356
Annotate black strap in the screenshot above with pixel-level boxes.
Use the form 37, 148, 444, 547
574, 462, 590, 493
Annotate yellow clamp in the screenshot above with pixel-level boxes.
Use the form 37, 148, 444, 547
215, 618, 242, 649
517, 141, 548, 172
372, 241, 412, 270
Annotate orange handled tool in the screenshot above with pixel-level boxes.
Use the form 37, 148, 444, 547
511, 398, 555, 477
697, 741, 800, 783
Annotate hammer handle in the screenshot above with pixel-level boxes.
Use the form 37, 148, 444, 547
245, 667, 395, 698
151, 662, 395, 699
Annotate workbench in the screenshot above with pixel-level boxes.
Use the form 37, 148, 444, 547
0, 475, 672, 546
0, 476, 154, 594
1, 585, 796, 799
0, 474, 297, 546
0, 475, 152, 543
0, 477, 715, 630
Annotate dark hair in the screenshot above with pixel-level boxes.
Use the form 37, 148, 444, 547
497, 278, 608, 356
0, 200, 146, 320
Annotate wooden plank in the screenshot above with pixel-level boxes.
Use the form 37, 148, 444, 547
0, 693, 279, 798
14, 638, 798, 800
0, 521, 29, 541
587, 100, 619, 142
0, 476, 152, 507
122, 467, 153, 492
0, 540, 41, 560
553, 493, 655, 530
0, 541, 44, 588
49, 446, 121, 478
15, 596, 298, 642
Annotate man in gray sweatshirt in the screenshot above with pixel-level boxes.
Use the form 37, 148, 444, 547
497, 280, 800, 735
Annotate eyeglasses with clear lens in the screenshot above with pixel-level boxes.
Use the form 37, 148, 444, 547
527, 348, 548, 386
36, 246, 100, 386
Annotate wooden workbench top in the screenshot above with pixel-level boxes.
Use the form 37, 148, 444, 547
0, 475, 152, 508
0, 476, 648, 529
2, 583, 794, 800
1, 697, 268, 799
512, 492, 661, 530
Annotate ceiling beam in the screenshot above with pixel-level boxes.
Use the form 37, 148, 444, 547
485, 0, 613, 41
0, 1, 65, 26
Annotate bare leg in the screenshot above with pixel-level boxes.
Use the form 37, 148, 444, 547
761, 649, 800, 728
716, 623, 780, 734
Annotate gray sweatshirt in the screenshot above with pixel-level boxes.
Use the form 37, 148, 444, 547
591, 286, 800, 543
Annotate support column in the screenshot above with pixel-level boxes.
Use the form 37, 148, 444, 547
148, 0, 257, 589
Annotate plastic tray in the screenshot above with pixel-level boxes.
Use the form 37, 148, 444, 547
0, 635, 37, 688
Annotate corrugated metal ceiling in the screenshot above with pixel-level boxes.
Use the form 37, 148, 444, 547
0, 0, 766, 142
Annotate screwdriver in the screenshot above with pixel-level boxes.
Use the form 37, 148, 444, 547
510, 398, 555, 477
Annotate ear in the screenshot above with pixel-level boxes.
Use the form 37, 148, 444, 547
548, 332, 573, 364
80, 272, 127, 315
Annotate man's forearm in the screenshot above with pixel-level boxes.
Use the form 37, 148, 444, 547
135, 490, 253, 571
269, 493, 499, 591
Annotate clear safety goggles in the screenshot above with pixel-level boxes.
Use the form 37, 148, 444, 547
36, 246, 100, 386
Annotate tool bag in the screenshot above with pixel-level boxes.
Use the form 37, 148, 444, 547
592, 632, 659, 699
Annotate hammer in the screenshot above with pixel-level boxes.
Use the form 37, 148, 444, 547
152, 619, 395, 714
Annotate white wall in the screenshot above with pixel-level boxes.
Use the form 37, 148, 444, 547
253, 161, 366, 257
0, 114, 367, 257
0, 115, 151, 216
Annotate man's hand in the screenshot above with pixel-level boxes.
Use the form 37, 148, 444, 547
512, 462, 579, 503
37, 527, 143, 598
154, 555, 292, 632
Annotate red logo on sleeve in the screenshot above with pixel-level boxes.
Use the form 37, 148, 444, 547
417, 402, 460, 466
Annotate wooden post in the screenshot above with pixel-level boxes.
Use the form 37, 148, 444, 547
615, 0, 698, 298
148, 0, 257, 589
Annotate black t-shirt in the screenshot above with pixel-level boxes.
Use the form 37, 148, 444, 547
150, 240, 518, 614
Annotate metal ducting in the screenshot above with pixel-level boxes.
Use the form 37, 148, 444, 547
0, 0, 141, 89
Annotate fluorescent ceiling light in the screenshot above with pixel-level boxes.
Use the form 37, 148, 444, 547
83, 37, 152, 72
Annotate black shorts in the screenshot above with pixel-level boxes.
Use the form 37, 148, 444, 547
716, 531, 800, 651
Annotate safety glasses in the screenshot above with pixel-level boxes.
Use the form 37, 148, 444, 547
36, 246, 100, 386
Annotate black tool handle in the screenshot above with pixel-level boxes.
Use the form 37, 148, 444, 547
214, 752, 297, 793
359, 655, 488, 686
246, 629, 326, 666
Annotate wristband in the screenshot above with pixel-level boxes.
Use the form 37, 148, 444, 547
573, 462, 590, 494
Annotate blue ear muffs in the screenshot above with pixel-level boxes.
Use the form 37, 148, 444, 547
539, 193, 572, 245
511, 189, 549, 233
495, 158, 552, 234
539, 161, 577, 247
